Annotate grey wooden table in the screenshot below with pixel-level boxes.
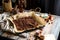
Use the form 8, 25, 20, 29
0, 12, 60, 40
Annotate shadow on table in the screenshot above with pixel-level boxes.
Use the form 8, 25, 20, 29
58, 32, 60, 40
0, 36, 14, 40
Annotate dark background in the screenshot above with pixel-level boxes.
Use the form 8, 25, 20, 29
0, 0, 60, 40
26, 0, 60, 16
0, 0, 60, 15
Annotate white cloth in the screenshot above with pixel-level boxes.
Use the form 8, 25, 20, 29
44, 34, 56, 40
42, 15, 60, 40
